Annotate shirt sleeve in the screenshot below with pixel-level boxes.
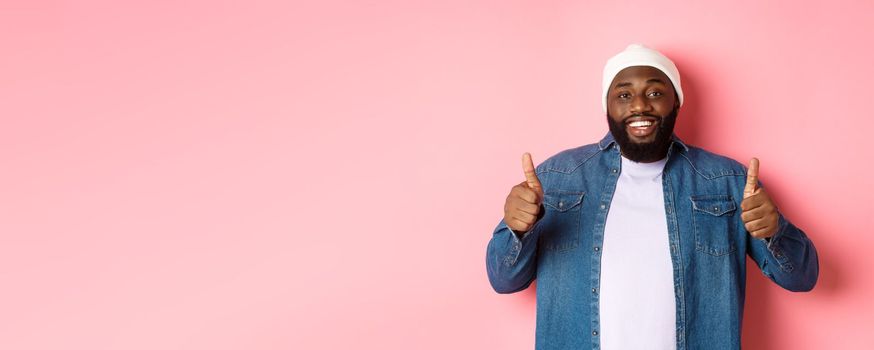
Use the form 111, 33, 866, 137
746, 206, 819, 292
485, 204, 546, 294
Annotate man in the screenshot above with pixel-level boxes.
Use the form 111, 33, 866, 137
485, 44, 818, 350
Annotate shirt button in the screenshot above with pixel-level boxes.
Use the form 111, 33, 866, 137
592, 331, 598, 336
666, 206, 672, 214
559, 201, 564, 208
600, 204, 606, 210
592, 288, 597, 293
594, 246, 600, 252
612, 168, 618, 173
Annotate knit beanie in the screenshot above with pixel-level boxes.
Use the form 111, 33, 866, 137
602, 44, 683, 112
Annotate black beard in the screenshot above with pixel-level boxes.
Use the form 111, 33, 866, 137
607, 107, 678, 163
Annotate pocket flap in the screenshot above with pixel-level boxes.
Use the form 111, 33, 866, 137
543, 191, 585, 212
690, 195, 737, 216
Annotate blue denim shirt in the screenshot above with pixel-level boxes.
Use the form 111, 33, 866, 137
485, 132, 818, 350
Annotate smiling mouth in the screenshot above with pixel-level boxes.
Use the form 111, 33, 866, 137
624, 116, 659, 138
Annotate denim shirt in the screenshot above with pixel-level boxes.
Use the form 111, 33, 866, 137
485, 132, 819, 350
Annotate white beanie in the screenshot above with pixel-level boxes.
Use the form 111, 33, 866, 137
602, 44, 683, 112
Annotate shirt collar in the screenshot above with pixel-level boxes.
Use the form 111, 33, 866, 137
597, 131, 689, 153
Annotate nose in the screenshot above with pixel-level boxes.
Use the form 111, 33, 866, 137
629, 94, 652, 115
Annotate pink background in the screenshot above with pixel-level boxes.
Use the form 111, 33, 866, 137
2, 1, 872, 349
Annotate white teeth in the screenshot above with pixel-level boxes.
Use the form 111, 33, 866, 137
629, 120, 654, 127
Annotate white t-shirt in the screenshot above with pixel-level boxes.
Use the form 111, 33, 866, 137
599, 155, 676, 350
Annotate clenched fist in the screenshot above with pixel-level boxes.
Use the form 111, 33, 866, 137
504, 152, 544, 234
741, 158, 779, 239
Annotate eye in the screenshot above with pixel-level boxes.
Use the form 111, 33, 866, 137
618, 92, 631, 99
647, 91, 663, 97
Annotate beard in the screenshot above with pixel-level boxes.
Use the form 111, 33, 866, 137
607, 106, 679, 163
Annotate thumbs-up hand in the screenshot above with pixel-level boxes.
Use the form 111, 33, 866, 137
504, 153, 544, 234
740, 158, 779, 239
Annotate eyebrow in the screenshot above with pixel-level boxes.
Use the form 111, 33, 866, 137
614, 78, 668, 89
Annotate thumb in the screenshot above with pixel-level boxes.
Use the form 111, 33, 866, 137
744, 157, 760, 198
522, 152, 542, 191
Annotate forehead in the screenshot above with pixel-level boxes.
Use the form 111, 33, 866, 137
610, 66, 672, 89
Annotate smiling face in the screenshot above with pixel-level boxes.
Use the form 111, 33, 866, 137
606, 65, 680, 162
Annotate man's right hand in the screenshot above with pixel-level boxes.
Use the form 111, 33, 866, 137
503, 152, 544, 234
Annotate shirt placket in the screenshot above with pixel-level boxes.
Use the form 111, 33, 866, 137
589, 146, 622, 349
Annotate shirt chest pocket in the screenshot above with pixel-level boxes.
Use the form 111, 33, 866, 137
690, 195, 738, 256
541, 191, 585, 252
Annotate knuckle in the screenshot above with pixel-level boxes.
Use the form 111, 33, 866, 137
526, 211, 537, 221
522, 192, 535, 203
513, 210, 525, 220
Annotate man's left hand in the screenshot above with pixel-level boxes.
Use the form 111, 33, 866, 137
741, 158, 779, 239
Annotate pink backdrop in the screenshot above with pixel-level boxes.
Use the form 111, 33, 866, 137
2, 1, 872, 349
